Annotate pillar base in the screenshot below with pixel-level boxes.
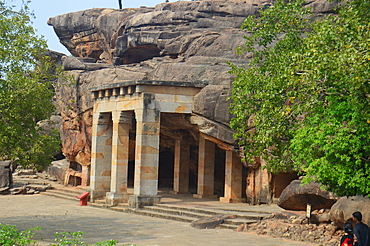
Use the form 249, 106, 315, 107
193, 194, 218, 199
219, 197, 246, 203
106, 192, 129, 206
89, 189, 107, 202
128, 195, 161, 208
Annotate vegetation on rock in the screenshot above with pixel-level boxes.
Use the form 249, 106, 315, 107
0, 0, 60, 169
229, 0, 370, 196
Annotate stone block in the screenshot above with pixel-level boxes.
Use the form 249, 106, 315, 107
128, 195, 161, 208
219, 197, 246, 203
0, 161, 12, 191
106, 191, 129, 206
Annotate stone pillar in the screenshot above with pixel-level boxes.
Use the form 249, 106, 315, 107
106, 111, 131, 206
246, 158, 272, 205
172, 139, 190, 194
193, 136, 216, 198
81, 165, 90, 187
258, 158, 273, 204
220, 150, 246, 203
246, 168, 257, 205
129, 107, 161, 208
90, 112, 112, 201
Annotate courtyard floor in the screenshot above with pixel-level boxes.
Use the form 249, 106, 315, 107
0, 194, 316, 246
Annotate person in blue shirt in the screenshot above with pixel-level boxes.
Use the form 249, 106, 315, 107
352, 212, 369, 246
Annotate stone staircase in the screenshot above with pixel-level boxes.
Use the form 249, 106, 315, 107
42, 186, 89, 202
109, 203, 270, 230
43, 188, 271, 230
106, 203, 269, 229
11, 175, 54, 195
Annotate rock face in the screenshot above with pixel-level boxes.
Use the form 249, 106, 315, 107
330, 196, 370, 228
48, 0, 339, 171
278, 180, 338, 211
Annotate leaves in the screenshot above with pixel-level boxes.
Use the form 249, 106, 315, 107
0, 0, 60, 169
229, 0, 370, 196
0, 223, 40, 246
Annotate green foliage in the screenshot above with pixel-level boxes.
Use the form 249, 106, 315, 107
0, 223, 40, 246
0, 0, 60, 169
52, 231, 86, 246
52, 231, 119, 246
0, 224, 121, 246
229, 0, 370, 196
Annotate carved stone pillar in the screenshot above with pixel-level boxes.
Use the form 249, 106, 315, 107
90, 112, 112, 202
193, 136, 216, 198
106, 111, 132, 206
129, 107, 161, 208
220, 150, 246, 203
172, 139, 190, 194
81, 165, 90, 187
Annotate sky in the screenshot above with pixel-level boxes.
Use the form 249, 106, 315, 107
6, 0, 178, 54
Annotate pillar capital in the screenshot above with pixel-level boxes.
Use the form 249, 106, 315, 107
94, 112, 111, 125
112, 111, 133, 125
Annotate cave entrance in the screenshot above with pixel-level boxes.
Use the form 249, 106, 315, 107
90, 80, 245, 207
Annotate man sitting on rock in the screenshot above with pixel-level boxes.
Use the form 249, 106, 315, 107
352, 211, 369, 246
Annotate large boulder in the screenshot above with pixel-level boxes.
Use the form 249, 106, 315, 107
278, 180, 338, 211
48, 159, 70, 182
330, 196, 370, 228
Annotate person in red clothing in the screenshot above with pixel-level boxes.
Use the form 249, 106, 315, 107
352, 212, 369, 246
341, 222, 354, 246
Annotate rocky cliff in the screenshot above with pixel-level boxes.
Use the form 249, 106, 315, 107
48, 0, 339, 167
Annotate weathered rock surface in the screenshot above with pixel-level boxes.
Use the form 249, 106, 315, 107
48, 159, 69, 183
330, 196, 370, 228
278, 180, 338, 211
48, 0, 340, 167
37, 115, 63, 134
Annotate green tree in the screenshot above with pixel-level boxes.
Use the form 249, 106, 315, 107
229, 0, 370, 196
0, 0, 60, 169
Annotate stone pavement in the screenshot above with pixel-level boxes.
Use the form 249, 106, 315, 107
156, 188, 285, 214
0, 194, 316, 246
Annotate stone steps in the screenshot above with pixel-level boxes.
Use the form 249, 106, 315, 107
42, 187, 88, 201
141, 205, 212, 219
155, 203, 269, 221
10, 177, 55, 195
129, 209, 196, 223
106, 203, 267, 230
